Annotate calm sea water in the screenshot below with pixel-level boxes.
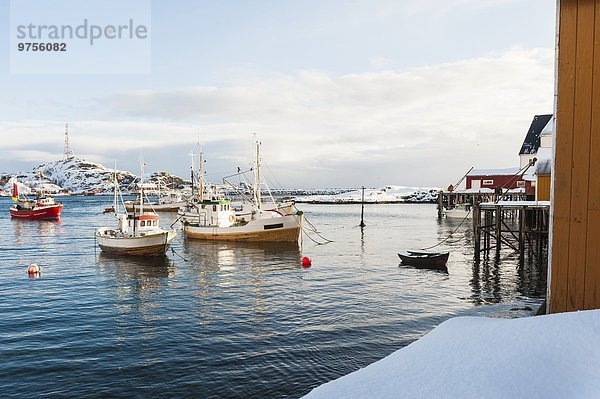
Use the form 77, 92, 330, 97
0, 197, 546, 398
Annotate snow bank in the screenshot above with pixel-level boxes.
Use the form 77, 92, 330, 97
295, 185, 440, 203
303, 310, 600, 399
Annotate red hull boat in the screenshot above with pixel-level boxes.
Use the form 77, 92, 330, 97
9, 181, 63, 220
10, 203, 63, 220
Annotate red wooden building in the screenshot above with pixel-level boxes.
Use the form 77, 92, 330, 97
466, 168, 534, 197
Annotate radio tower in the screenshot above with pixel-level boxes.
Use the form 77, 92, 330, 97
63, 123, 74, 161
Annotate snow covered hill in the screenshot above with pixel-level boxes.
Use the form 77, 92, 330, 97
1, 158, 136, 195
294, 185, 440, 203
0, 157, 196, 196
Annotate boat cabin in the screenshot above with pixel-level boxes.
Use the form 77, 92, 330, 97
184, 199, 236, 227
117, 213, 162, 235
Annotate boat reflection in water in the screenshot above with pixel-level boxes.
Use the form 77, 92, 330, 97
184, 239, 303, 273
97, 252, 175, 281
183, 239, 303, 317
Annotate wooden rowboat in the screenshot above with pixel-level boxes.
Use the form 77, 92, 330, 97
398, 250, 449, 270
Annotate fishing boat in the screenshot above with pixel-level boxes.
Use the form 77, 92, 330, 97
125, 191, 186, 213
181, 140, 303, 242
9, 181, 63, 220
443, 203, 473, 219
96, 160, 177, 256
398, 250, 449, 269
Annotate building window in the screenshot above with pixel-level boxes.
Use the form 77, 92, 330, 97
141, 221, 145, 227
483, 179, 494, 185
517, 180, 526, 187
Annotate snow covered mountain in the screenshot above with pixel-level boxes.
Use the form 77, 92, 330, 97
294, 185, 440, 203
0, 157, 187, 195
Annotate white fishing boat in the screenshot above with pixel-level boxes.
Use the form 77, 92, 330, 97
125, 181, 186, 213
443, 203, 473, 219
125, 191, 186, 213
181, 140, 303, 242
96, 160, 177, 256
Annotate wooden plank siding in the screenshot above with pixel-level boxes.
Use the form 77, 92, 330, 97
550, 0, 600, 312
537, 175, 552, 201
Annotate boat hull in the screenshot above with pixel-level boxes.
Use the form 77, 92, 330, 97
9, 204, 63, 220
96, 230, 176, 256
184, 214, 302, 242
398, 251, 449, 270
443, 208, 472, 219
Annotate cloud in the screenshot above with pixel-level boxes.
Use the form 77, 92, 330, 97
0, 47, 554, 187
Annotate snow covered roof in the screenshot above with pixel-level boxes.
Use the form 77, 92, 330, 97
303, 310, 600, 399
540, 116, 554, 136
535, 147, 552, 175
519, 114, 553, 155
468, 167, 520, 177
456, 187, 495, 194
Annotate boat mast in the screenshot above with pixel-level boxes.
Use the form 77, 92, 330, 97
199, 144, 204, 202
254, 137, 262, 210
139, 155, 145, 215
188, 150, 196, 196
113, 164, 118, 215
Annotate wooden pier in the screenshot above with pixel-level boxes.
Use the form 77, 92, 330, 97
437, 190, 528, 219
473, 201, 550, 265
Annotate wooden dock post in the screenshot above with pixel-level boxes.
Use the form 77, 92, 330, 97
495, 205, 502, 256
519, 206, 526, 267
437, 190, 443, 219
475, 202, 481, 262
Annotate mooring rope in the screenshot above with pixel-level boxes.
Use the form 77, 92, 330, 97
419, 209, 472, 251
295, 209, 334, 245
171, 247, 189, 262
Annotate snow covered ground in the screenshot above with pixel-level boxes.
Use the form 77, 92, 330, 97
295, 185, 440, 203
303, 310, 600, 399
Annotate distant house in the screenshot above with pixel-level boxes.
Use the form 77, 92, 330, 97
518, 114, 554, 201
466, 168, 533, 196
519, 114, 553, 169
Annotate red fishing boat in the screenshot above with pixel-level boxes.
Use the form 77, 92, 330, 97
9, 182, 63, 220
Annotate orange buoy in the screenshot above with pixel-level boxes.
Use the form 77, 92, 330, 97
27, 263, 41, 275
301, 257, 312, 268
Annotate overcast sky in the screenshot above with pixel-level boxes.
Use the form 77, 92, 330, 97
0, 0, 556, 188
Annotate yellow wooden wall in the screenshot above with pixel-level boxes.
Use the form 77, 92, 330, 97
550, 0, 600, 312
537, 175, 551, 201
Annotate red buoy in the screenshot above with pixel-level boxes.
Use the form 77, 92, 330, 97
27, 263, 41, 276
301, 257, 312, 268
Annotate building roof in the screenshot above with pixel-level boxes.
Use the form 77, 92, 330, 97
468, 167, 520, 177
519, 114, 553, 155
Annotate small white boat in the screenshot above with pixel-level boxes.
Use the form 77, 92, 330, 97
96, 160, 177, 256
96, 213, 177, 256
443, 203, 473, 219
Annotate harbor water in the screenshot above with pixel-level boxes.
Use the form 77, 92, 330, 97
0, 197, 546, 398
